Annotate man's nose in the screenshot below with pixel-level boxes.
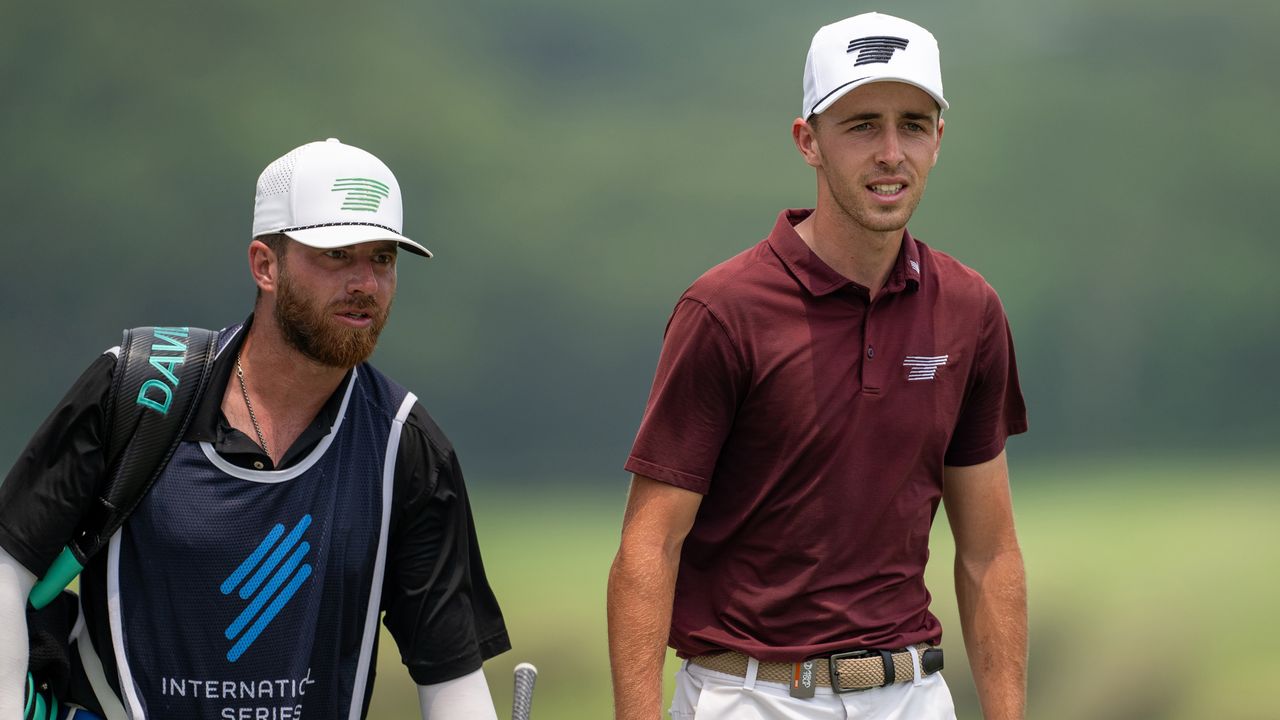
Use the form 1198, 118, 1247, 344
347, 260, 379, 294
875, 128, 906, 167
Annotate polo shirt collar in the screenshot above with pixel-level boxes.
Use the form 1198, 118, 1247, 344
185, 314, 352, 470
185, 314, 255, 443
767, 208, 922, 297
888, 226, 923, 294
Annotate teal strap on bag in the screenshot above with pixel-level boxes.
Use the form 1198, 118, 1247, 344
25, 670, 56, 720
28, 550, 83, 611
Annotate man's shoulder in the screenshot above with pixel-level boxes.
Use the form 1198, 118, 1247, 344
401, 400, 455, 460
358, 363, 456, 458
915, 237, 1004, 305
681, 238, 782, 312
352, 361, 416, 409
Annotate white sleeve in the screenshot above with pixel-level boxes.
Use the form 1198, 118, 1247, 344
416, 668, 498, 720
0, 547, 36, 719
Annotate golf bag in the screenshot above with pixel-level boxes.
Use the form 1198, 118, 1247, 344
24, 326, 218, 720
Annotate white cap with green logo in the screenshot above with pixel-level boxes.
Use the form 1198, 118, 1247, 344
251, 138, 432, 257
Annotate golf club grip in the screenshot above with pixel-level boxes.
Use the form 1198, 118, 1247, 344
512, 663, 537, 720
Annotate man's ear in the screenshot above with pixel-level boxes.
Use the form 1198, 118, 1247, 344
932, 116, 945, 167
792, 116, 823, 169
248, 239, 281, 294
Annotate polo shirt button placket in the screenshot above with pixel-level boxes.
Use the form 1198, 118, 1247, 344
862, 306, 885, 392
862, 339, 881, 393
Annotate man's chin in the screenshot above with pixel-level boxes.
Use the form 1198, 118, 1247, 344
863, 205, 918, 233
285, 326, 381, 369
861, 216, 911, 234
322, 332, 380, 368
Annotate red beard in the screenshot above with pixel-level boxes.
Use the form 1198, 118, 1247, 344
273, 269, 392, 368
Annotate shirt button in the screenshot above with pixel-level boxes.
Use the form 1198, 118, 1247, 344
253, 461, 265, 470
866, 346, 875, 359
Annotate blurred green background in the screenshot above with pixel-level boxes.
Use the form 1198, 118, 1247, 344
2, 0, 1277, 717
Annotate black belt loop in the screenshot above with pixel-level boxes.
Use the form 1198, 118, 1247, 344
922, 646, 945, 675
878, 649, 894, 686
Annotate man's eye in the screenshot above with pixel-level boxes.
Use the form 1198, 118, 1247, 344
325, 250, 347, 260
905, 122, 925, 132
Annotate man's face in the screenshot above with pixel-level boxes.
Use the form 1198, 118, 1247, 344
806, 81, 943, 234
272, 240, 398, 368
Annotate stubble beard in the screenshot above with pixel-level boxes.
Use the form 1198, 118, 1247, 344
822, 162, 929, 234
837, 177, 927, 234
273, 269, 392, 369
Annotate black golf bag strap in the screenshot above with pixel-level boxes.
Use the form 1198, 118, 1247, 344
28, 326, 218, 609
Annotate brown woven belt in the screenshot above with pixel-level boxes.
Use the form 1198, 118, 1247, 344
690, 645, 942, 693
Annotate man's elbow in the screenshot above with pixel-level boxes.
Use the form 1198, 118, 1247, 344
955, 541, 1025, 586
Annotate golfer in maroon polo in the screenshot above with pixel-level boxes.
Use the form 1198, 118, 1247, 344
608, 12, 1028, 720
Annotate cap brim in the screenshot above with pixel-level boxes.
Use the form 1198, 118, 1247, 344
283, 224, 432, 258
810, 76, 949, 117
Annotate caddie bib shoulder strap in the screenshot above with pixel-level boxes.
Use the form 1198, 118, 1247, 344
28, 326, 218, 609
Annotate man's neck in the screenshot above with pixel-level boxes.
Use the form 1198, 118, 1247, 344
223, 314, 350, 463
794, 207, 903, 298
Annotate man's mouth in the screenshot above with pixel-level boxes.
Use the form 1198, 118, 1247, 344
334, 309, 377, 327
869, 183, 904, 196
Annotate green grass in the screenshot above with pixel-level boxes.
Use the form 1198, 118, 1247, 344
367, 456, 1280, 719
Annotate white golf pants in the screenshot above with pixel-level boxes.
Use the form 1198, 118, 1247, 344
670, 658, 957, 720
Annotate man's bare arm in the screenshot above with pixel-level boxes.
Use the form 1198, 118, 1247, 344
943, 450, 1027, 720
607, 475, 702, 720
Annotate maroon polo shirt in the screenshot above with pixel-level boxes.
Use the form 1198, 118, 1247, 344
626, 208, 1027, 661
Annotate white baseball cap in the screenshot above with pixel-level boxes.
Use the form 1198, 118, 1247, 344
802, 12, 948, 119
252, 138, 432, 257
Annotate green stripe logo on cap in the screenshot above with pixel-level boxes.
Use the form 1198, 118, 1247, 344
331, 177, 391, 212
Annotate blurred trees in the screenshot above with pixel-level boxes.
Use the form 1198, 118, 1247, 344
2, 0, 1276, 483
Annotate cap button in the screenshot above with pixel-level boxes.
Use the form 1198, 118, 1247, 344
326, 138, 340, 143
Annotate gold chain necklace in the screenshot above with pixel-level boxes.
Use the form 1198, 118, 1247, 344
235, 349, 269, 456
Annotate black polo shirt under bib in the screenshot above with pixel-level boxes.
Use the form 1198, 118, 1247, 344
0, 318, 510, 718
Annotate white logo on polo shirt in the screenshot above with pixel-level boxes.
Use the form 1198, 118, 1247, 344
903, 355, 948, 381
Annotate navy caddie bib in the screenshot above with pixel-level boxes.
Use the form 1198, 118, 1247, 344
103, 327, 415, 720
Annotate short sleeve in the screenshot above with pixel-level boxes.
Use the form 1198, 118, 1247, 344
944, 290, 1029, 466
0, 352, 116, 576
381, 405, 510, 685
625, 298, 749, 494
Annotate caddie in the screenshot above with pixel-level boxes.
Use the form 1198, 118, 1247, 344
0, 138, 510, 719
608, 12, 1028, 719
